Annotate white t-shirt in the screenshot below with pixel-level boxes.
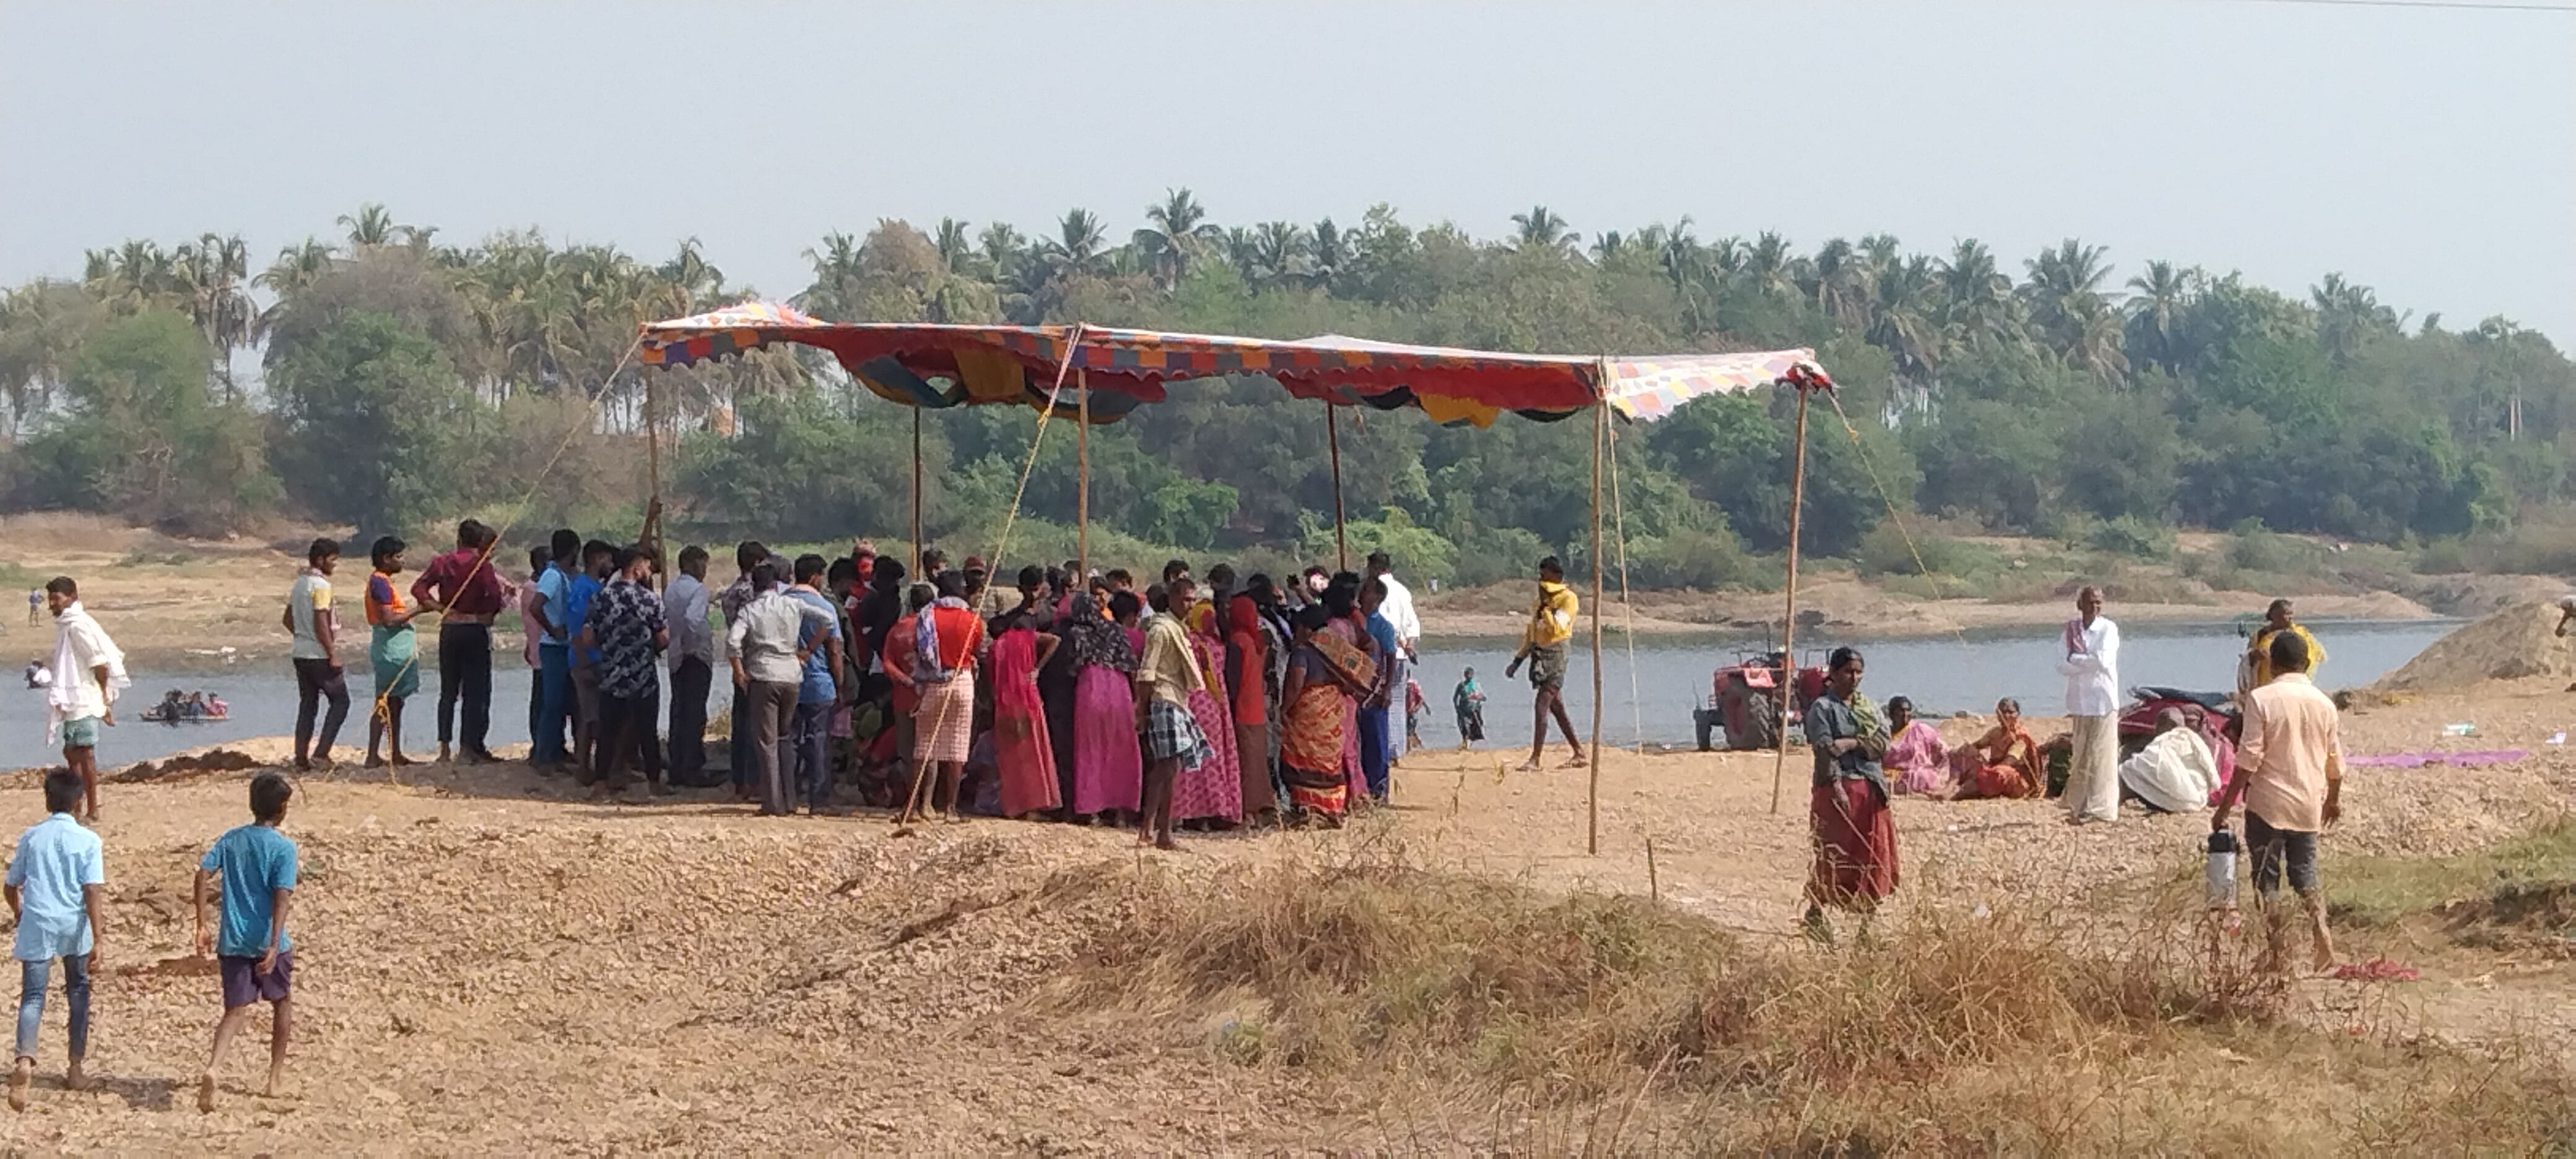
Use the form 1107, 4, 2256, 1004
287, 570, 334, 661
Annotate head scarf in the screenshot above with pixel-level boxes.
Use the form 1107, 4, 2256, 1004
1063, 593, 1135, 674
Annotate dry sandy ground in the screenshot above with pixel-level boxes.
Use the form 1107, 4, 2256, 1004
0, 664, 2563, 1152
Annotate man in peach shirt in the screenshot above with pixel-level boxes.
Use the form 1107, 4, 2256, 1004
2214, 630, 2344, 973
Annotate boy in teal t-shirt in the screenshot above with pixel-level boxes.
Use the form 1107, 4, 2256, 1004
192, 772, 298, 1111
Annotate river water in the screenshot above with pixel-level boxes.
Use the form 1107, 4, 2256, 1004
0, 619, 2454, 770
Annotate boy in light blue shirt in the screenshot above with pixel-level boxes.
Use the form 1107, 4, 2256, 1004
193, 772, 298, 1111
4, 770, 103, 1108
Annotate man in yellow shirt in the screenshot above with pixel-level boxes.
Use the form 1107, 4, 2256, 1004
2245, 599, 2325, 690
1503, 556, 1584, 771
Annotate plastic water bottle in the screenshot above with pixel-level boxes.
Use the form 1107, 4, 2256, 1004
2205, 828, 2239, 913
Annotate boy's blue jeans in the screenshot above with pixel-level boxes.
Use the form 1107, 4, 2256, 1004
15, 955, 90, 1062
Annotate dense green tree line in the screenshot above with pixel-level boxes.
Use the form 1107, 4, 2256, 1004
0, 195, 2567, 584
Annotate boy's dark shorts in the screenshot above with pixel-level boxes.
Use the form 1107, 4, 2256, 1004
219, 951, 294, 1007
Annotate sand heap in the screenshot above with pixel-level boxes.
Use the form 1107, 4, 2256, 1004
2371, 601, 2573, 693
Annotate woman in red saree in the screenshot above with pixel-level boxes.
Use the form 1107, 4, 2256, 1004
1948, 697, 2042, 800
1803, 646, 1897, 942
1280, 607, 1370, 825
989, 614, 1062, 820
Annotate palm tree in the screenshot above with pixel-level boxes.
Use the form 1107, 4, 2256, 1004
977, 222, 1026, 284
1508, 205, 1577, 256
1251, 221, 1311, 289
2021, 238, 2115, 355
256, 237, 338, 307
1742, 232, 1796, 299
1133, 188, 1219, 289
656, 238, 726, 315
1865, 256, 1944, 383
339, 202, 401, 248
1222, 227, 1261, 284
794, 232, 864, 321
2310, 272, 2394, 366
2066, 297, 2131, 383
1042, 209, 1108, 285
2123, 260, 2195, 375
933, 218, 977, 278
1307, 217, 1348, 293
1807, 238, 1869, 328
172, 233, 255, 394
1936, 238, 2014, 345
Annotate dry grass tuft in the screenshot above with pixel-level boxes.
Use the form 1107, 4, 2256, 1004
1038, 842, 2576, 1152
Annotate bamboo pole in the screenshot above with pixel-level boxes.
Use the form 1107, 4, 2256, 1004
642, 373, 664, 590
1768, 388, 1814, 815
1588, 397, 1606, 855
910, 409, 925, 566
1077, 370, 1090, 580
1327, 404, 1348, 573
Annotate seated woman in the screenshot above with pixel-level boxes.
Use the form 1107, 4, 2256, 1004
1948, 697, 2043, 799
1881, 696, 1951, 795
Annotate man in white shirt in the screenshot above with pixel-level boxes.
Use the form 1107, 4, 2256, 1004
663, 545, 717, 785
43, 578, 126, 822
2056, 586, 2121, 824
1365, 552, 1421, 761
2117, 708, 2221, 814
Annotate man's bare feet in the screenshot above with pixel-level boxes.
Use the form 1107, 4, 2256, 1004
11, 1057, 30, 1111
1155, 837, 1179, 851
263, 1069, 284, 1099
1515, 760, 1541, 772
63, 1060, 82, 1092
196, 1072, 216, 1113
392, 755, 417, 767
1560, 753, 1588, 768
437, 744, 453, 763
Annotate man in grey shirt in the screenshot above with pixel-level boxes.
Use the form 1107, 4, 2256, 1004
726, 562, 835, 816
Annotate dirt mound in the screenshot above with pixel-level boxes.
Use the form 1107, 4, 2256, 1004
108, 747, 264, 783
2370, 602, 2574, 693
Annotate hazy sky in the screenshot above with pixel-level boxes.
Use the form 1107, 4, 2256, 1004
6, 1, 2571, 339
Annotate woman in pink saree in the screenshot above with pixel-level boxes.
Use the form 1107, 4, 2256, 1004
1170, 602, 1243, 825
990, 615, 1062, 820
1881, 696, 1951, 796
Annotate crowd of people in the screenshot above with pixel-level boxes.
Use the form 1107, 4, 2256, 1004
248, 520, 1549, 848
1795, 589, 2349, 971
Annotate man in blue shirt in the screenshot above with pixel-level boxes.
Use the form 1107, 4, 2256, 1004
1359, 578, 1400, 804
785, 554, 845, 814
529, 529, 580, 768
5, 770, 103, 1107
565, 539, 614, 775
193, 772, 298, 1111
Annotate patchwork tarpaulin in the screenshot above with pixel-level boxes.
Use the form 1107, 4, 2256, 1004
637, 305, 1830, 425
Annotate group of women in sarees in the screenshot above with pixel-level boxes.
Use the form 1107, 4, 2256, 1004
937, 561, 1386, 842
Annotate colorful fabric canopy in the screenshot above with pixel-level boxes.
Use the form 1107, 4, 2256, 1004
637, 305, 1830, 425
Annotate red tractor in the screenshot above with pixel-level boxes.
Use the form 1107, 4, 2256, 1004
1694, 649, 1829, 752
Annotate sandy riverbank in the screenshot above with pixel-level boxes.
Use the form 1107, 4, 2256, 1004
0, 658, 2564, 1150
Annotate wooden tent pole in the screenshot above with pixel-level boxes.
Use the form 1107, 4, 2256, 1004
910, 409, 925, 565
1328, 404, 1348, 573
643, 373, 664, 590
1769, 387, 1814, 815
1076, 370, 1090, 580
1588, 396, 1606, 856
